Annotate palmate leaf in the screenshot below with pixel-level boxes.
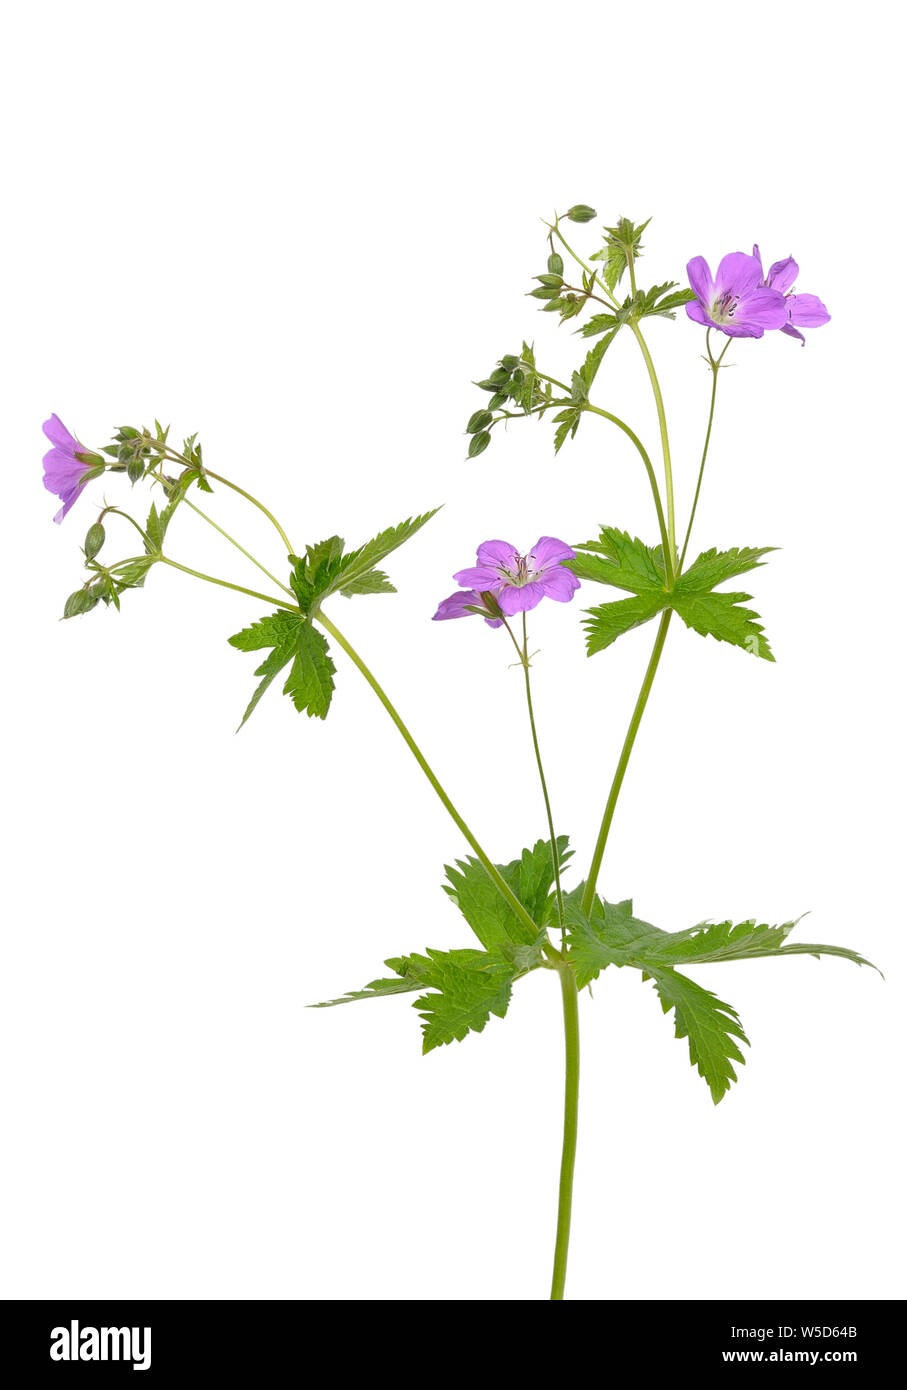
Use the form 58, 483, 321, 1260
572, 528, 776, 661
566, 894, 876, 1101
443, 836, 573, 948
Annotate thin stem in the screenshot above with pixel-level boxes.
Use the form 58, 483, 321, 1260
203, 471, 296, 556
550, 964, 580, 1301
678, 333, 732, 571
582, 610, 672, 914
315, 610, 541, 942
152, 470, 296, 597
628, 320, 676, 574
159, 556, 299, 611
583, 404, 670, 571
517, 613, 566, 937
549, 223, 619, 308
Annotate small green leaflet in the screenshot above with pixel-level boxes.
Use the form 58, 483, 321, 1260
443, 836, 573, 948
646, 967, 749, 1105
572, 528, 776, 660
227, 611, 336, 727
565, 894, 876, 1101
588, 216, 651, 292
311, 944, 541, 1054
289, 510, 440, 615
580, 284, 696, 338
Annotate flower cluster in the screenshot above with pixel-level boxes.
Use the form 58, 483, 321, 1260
433, 537, 580, 627
685, 247, 829, 343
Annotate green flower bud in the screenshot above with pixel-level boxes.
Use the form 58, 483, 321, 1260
547, 252, 564, 276
467, 431, 491, 459
466, 410, 493, 435
566, 204, 597, 223
84, 522, 105, 561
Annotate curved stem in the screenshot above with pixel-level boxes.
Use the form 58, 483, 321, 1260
202, 471, 296, 556
678, 334, 731, 571
628, 321, 676, 576
516, 614, 566, 938
183, 494, 295, 596
550, 964, 580, 1300
315, 610, 541, 942
159, 556, 299, 611
583, 404, 670, 570
582, 610, 672, 914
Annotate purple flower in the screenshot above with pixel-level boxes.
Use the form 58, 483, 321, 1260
434, 536, 580, 625
685, 251, 788, 338
42, 414, 96, 523
752, 245, 831, 345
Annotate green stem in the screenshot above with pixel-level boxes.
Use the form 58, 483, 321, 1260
678, 333, 731, 571
582, 609, 672, 914
159, 556, 299, 611
315, 610, 541, 942
629, 320, 676, 574
583, 404, 670, 571
203, 471, 296, 556
185, 494, 295, 596
550, 964, 580, 1300
517, 614, 566, 937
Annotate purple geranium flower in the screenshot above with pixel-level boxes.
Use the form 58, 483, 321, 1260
42, 414, 96, 523
752, 244, 831, 345
433, 536, 580, 625
685, 251, 788, 338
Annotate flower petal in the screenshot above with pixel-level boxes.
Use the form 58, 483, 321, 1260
735, 287, 789, 330
537, 567, 580, 602
452, 563, 501, 588
766, 256, 798, 293
685, 299, 710, 326
686, 256, 713, 303
475, 539, 520, 571
714, 252, 762, 298
433, 589, 483, 621
780, 323, 806, 344
529, 535, 575, 571
498, 581, 545, 615
787, 293, 830, 328
42, 413, 79, 454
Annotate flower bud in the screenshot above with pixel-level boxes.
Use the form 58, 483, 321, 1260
84, 522, 105, 561
566, 204, 597, 223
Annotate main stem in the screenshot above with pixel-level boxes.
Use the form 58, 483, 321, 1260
315, 610, 540, 942
550, 964, 580, 1300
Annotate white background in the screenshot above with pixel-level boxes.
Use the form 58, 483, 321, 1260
2, 1, 904, 1302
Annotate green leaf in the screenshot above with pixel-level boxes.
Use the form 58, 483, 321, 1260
443, 836, 573, 948
581, 593, 667, 655
145, 502, 164, 552
646, 967, 748, 1104
564, 892, 667, 987
116, 556, 156, 588
310, 944, 537, 1054
591, 216, 651, 291
627, 918, 879, 972
671, 590, 775, 662
283, 621, 336, 719
677, 545, 776, 592
569, 528, 666, 595
553, 407, 581, 454
228, 610, 301, 728
573, 529, 776, 661
289, 510, 440, 614
580, 311, 621, 339
228, 611, 336, 726
409, 948, 518, 1052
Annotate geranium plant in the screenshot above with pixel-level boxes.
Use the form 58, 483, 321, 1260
45, 206, 872, 1301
